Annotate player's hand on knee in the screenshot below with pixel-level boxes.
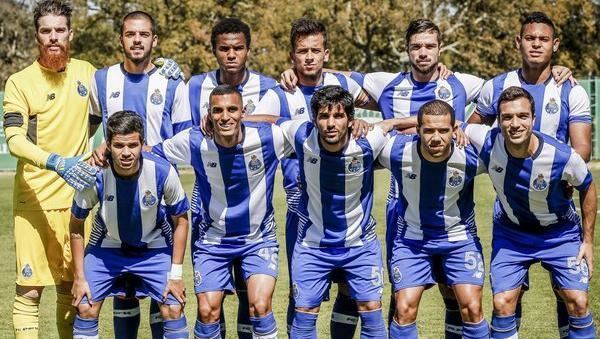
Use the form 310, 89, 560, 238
577, 242, 594, 279
46, 153, 97, 191
71, 278, 92, 307
438, 62, 453, 80
164, 279, 187, 305
90, 142, 109, 168
280, 68, 298, 92
350, 119, 370, 139
154, 57, 184, 80
551, 65, 576, 86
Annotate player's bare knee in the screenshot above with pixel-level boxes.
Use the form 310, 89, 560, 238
15, 285, 43, 300
249, 299, 271, 317
77, 303, 100, 319
197, 302, 220, 323
564, 293, 589, 317
460, 299, 483, 323
357, 300, 381, 312
394, 301, 417, 324
493, 293, 518, 316
160, 304, 183, 320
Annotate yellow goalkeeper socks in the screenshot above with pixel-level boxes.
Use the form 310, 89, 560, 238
13, 294, 39, 339
56, 292, 75, 339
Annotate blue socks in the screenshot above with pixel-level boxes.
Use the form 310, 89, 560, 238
359, 309, 386, 338
250, 312, 278, 338
113, 298, 140, 339
331, 294, 359, 338
287, 296, 295, 335
219, 307, 226, 338
514, 301, 522, 330
569, 313, 596, 339
163, 315, 188, 339
290, 311, 317, 339
443, 298, 463, 339
73, 314, 99, 339
194, 319, 221, 339
389, 320, 418, 339
556, 298, 569, 339
491, 313, 518, 339
149, 299, 164, 339
463, 319, 490, 339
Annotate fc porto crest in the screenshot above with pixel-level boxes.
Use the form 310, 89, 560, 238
437, 85, 451, 100
448, 170, 463, 187
22, 264, 33, 279
292, 283, 299, 299
295, 107, 305, 116
142, 190, 157, 207
194, 270, 203, 286
347, 156, 362, 173
76, 80, 88, 96
248, 154, 263, 172
150, 89, 163, 105
532, 173, 548, 191
399, 89, 410, 97
245, 99, 256, 114
392, 266, 402, 283
545, 98, 559, 114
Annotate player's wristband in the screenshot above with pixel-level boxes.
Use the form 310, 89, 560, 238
167, 264, 183, 280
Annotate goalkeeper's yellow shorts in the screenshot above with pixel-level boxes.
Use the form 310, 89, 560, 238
14, 209, 92, 286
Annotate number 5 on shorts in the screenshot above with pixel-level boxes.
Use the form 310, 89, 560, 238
464, 251, 484, 279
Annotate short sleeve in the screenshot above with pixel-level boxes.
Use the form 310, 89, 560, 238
71, 185, 99, 219
153, 128, 193, 165
365, 125, 389, 157
475, 79, 496, 118
567, 85, 592, 124
362, 72, 398, 103
345, 76, 363, 101
464, 124, 491, 154
455, 72, 485, 104
163, 166, 189, 216
562, 151, 593, 191
171, 81, 193, 134
277, 118, 307, 154
377, 135, 396, 170
271, 124, 294, 159
252, 89, 282, 116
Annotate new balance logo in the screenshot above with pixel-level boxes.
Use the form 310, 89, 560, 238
47, 93, 55, 101
105, 195, 114, 201
492, 165, 504, 173
405, 172, 417, 180
207, 162, 217, 168
110, 91, 121, 99
307, 157, 318, 164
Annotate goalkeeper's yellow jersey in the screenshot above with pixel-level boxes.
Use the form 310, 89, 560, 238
3, 59, 96, 211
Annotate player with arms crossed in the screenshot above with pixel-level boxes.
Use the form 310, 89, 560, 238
70, 111, 190, 339
467, 12, 591, 337
87, 11, 191, 338
187, 19, 277, 336
152, 85, 286, 339
465, 86, 596, 339
378, 100, 488, 338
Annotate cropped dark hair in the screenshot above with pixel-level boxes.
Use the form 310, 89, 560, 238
33, 0, 72, 31
106, 111, 145, 143
290, 17, 327, 50
209, 85, 243, 106
211, 18, 251, 52
497, 86, 535, 117
121, 11, 156, 35
405, 19, 441, 47
311, 86, 354, 120
520, 12, 555, 37
417, 100, 455, 126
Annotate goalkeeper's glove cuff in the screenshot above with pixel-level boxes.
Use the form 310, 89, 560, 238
46, 153, 63, 172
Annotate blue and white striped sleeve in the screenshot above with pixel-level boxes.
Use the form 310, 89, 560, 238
153, 128, 193, 165
568, 85, 592, 124
271, 124, 294, 159
362, 72, 397, 104
163, 166, 189, 216
475, 79, 496, 118
71, 185, 99, 219
277, 118, 306, 154
377, 135, 396, 170
563, 151, 593, 191
455, 72, 485, 104
252, 89, 282, 116
171, 81, 193, 134
464, 124, 491, 154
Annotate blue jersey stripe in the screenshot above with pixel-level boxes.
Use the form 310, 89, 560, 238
356, 139, 375, 239
446, 76, 468, 121
418, 150, 448, 233
257, 125, 277, 235
95, 68, 109, 131
318, 149, 349, 248
457, 147, 478, 231
189, 129, 212, 227
115, 175, 144, 246
379, 73, 406, 119
188, 73, 208, 126
557, 83, 571, 142
122, 73, 150, 138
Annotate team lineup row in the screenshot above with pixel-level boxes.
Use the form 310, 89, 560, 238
2, 0, 595, 338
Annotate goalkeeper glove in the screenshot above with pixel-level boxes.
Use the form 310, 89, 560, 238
46, 153, 97, 191
154, 57, 183, 80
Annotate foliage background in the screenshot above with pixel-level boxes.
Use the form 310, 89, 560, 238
1, 0, 599, 88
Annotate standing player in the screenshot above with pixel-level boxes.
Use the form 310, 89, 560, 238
87, 11, 191, 338
2, 1, 98, 337
379, 100, 489, 339
152, 85, 286, 339
187, 18, 277, 337
70, 111, 190, 339
250, 18, 374, 336
467, 12, 591, 337
465, 86, 596, 339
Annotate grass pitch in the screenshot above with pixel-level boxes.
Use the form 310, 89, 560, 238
0, 169, 598, 338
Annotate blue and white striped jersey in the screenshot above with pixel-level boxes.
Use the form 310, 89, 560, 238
90, 64, 192, 145
378, 134, 486, 244
361, 71, 483, 121
187, 69, 277, 126
252, 72, 364, 195
72, 152, 189, 249
153, 122, 290, 245
476, 70, 591, 143
278, 119, 388, 248
466, 124, 592, 231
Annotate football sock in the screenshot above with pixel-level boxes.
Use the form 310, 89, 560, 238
387, 294, 396, 325
163, 315, 188, 339
113, 298, 140, 339
443, 298, 462, 339
13, 294, 39, 338
556, 298, 569, 339
514, 301, 522, 330
56, 291, 75, 338
490, 313, 518, 339
194, 319, 221, 339
358, 308, 386, 338
236, 290, 253, 338
290, 311, 317, 339
250, 312, 278, 338
389, 320, 418, 339
73, 314, 99, 339
149, 299, 164, 339
330, 294, 359, 338
568, 313, 596, 339
219, 307, 226, 338
286, 295, 295, 335
463, 319, 490, 339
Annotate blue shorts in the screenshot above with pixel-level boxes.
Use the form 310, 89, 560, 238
83, 246, 178, 304
291, 239, 384, 308
192, 241, 279, 294
491, 223, 589, 294
388, 239, 485, 292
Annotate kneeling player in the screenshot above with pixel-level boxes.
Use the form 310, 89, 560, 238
70, 111, 190, 338
465, 87, 597, 338
153, 85, 286, 338
379, 100, 489, 338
